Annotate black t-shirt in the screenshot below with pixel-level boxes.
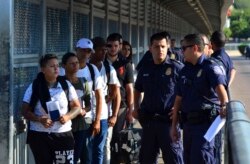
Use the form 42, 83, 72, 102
107, 55, 134, 108
136, 50, 152, 71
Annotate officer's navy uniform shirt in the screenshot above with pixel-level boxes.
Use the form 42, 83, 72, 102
167, 48, 184, 63
135, 58, 183, 115
211, 48, 234, 86
177, 54, 227, 113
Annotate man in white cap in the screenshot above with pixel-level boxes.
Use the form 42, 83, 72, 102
60, 38, 106, 164
76, 38, 108, 164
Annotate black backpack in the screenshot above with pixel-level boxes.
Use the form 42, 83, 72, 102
111, 127, 142, 163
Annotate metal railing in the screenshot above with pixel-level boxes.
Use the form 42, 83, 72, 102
224, 100, 250, 164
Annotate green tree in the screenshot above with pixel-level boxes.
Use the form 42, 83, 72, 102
229, 9, 250, 39
229, 0, 250, 39
234, 0, 250, 9
223, 28, 232, 39
230, 19, 248, 38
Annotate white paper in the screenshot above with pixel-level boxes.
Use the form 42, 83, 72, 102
204, 116, 226, 142
46, 101, 60, 112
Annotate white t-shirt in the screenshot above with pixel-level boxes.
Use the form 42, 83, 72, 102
99, 62, 120, 116
60, 64, 108, 120
23, 80, 78, 133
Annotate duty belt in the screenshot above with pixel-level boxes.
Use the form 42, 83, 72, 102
139, 113, 171, 123
181, 109, 218, 125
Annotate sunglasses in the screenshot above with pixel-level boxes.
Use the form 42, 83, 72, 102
181, 45, 194, 51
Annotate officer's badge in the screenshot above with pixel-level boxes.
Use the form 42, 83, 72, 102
165, 68, 172, 76
170, 54, 176, 59
197, 69, 202, 77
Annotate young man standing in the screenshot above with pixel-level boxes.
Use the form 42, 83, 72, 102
89, 37, 121, 164
75, 38, 107, 164
60, 38, 105, 164
105, 33, 134, 163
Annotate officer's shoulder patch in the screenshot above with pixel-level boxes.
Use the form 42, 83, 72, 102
213, 65, 224, 75
205, 57, 225, 74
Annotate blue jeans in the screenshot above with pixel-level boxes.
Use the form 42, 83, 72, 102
86, 119, 108, 164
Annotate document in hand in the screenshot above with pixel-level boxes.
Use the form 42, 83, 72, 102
46, 101, 61, 121
204, 116, 226, 142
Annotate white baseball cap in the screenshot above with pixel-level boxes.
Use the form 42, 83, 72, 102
76, 38, 95, 53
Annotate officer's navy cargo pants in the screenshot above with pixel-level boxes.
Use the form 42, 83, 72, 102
183, 123, 215, 164
139, 120, 184, 164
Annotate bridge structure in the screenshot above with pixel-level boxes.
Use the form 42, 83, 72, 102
0, 0, 237, 163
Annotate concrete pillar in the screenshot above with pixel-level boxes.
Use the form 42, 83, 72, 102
0, 0, 13, 164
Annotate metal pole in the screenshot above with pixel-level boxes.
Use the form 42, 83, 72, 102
105, 0, 109, 37
143, 0, 148, 53
41, 0, 47, 56
8, 0, 14, 163
89, 0, 93, 38
136, 0, 140, 65
69, 0, 73, 52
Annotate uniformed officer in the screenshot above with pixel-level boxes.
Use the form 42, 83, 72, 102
136, 32, 180, 72
210, 31, 236, 164
210, 31, 236, 88
168, 38, 184, 63
171, 33, 228, 164
133, 32, 184, 164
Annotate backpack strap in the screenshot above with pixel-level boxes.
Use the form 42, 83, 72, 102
30, 74, 70, 113
103, 60, 111, 85
30, 78, 40, 112
57, 76, 70, 111
57, 76, 69, 92
78, 77, 91, 109
86, 63, 95, 91
30, 72, 51, 113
